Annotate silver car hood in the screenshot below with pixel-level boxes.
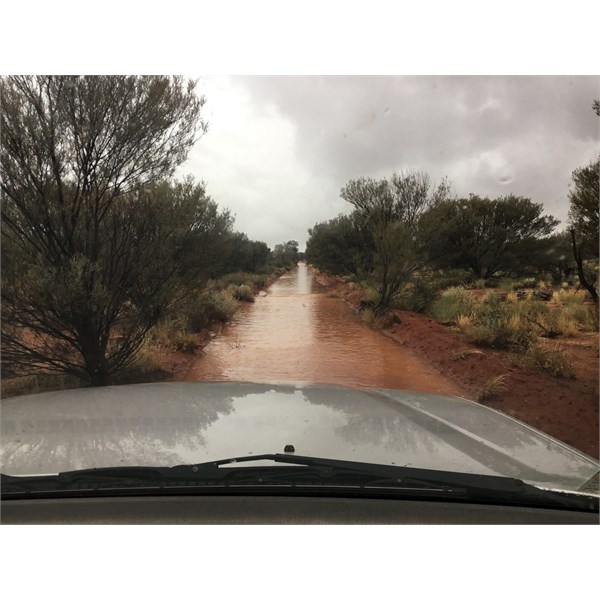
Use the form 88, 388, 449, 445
1, 381, 598, 493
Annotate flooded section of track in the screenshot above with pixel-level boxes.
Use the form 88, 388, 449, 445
185, 263, 464, 395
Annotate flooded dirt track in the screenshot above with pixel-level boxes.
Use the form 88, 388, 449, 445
185, 263, 466, 396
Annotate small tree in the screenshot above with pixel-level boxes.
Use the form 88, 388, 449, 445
568, 158, 599, 303
340, 169, 450, 314
306, 214, 368, 277
422, 195, 559, 278
1, 76, 206, 385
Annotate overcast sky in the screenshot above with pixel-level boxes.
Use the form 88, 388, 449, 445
180, 76, 599, 250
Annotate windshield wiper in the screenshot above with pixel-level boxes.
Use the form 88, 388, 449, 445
2, 453, 598, 513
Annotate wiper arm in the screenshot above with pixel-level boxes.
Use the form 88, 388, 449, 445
2, 454, 598, 513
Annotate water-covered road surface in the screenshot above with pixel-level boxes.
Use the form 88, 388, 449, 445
185, 263, 464, 394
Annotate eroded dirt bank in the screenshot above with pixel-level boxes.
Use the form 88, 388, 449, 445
315, 273, 599, 459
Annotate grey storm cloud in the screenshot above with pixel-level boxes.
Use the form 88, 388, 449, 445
184, 76, 599, 249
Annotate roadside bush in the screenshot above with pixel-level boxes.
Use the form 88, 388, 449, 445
363, 286, 380, 306
461, 300, 537, 350
170, 290, 211, 332
430, 287, 473, 324
511, 344, 575, 379
205, 289, 238, 323
171, 287, 239, 332
396, 278, 439, 313
361, 308, 375, 327
214, 272, 268, 292
231, 284, 255, 302
149, 312, 185, 341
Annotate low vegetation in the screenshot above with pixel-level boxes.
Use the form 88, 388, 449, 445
511, 345, 576, 379
430, 287, 473, 325
477, 374, 509, 402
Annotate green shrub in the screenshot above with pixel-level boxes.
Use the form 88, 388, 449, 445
205, 289, 238, 323
171, 287, 239, 332
214, 272, 268, 292
396, 278, 439, 313
363, 286, 380, 305
430, 287, 473, 324
172, 290, 213, 332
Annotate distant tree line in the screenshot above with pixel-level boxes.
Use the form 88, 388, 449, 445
1, 75, 297, 386
307, 149, 598, 314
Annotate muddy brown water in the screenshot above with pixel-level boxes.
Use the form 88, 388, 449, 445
185, 263, 464, 395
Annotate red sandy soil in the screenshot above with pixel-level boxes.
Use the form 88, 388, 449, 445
316, 273, 599, 459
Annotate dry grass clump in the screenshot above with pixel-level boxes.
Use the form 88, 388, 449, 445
477, 374, 509, 401
555, 288, 586, 304
459, 298, 536, 350
511, 344, 575, 379
231, 284, 255, 302
451, 348, 485, 361
456, 314, 473, 329
202, 289, 238, 323
529, 346, 575, 378
555, 314, 579, 337
147, 318, 199, 353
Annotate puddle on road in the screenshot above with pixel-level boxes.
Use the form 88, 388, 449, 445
185, 263, 464, 395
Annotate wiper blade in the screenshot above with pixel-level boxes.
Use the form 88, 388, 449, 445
2, 454, 598, 513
